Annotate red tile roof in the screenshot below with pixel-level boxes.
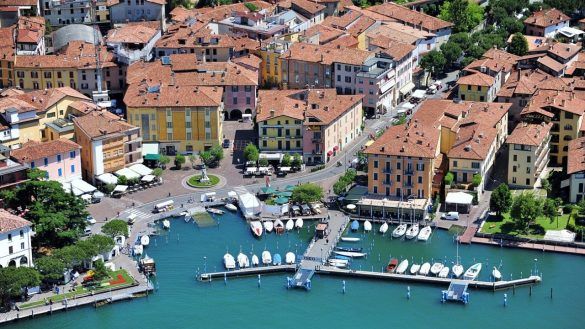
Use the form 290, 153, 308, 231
537, 55, 565, 72
73, 110, 137, 139
281, 42, 374, 65
12, 138, 81, 162
524, 8, 569, 28
567, 137, 585, 175
366, 3, 452, 31
106, 23, 160, 44
457, 71, 495, 87
506, 122, 552, 146
0, 209, 31, 234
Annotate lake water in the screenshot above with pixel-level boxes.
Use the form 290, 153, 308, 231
9, 211, 581, 329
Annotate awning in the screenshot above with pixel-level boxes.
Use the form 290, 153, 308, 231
285, 185, 295, 192
144, 154, 160, 161
261, 186, 277, 194
274, 196, 289, 205
277, 191, 292, 197
141, 174, 155, 182
399, 82, 415, 95
259, 153, 283, 161
96, 173, 118, 185
333, 146, 339, 151
113, 185, 128, 193
70, 179, 96, 196
129, 163, 153, 176
411, 89, 426, 99
327, 150, 333, 156
142, 142, 159, 157
115, 167, 141, 180
228, 191, 237, 198
445, 192, 473, 205
364, 140, 374, 147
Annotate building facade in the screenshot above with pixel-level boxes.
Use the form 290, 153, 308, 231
567, 137, 585, 203
506, 122, 552, 189
0, 209, 33, 268
524, 8, 570, 37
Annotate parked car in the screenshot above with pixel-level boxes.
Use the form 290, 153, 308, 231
83, 227, 92, 236
86, 215, 96, 225
301, 204, 312, 216
222, 139, 231, 148
441, 211, 460, 221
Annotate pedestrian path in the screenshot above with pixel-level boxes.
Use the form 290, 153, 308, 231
125, 208, 153, 220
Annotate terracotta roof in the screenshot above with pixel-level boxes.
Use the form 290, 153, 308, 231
482, 48, 520, 64
232, 54, 262, 70
457, 71, 495, 87
188, 1, 275, 23
302, 24, 346, 44
16, 16, 44, 44
0, 87, 89, 114
506, 122, 552, 146
522, 89, 584, 116
567, 137, 585, 175
124, 83, 223, 108
322, 11, 362, 30
0, 209, 31, 234
326, 34, 359, 48
291, 0, 325, 15
14, 41, 117, 69
464, 48, 518, 74
68, 100, 101, 114
256, 89, 363, 125
368, 22, 434, 45
546, 42, 580, 61
368, 35, 415, 61
346, 15, 376, 37
73, 110, 136, 139
524, 8, 569, 28
0, 88, 24, 97
366, 3, 452, 32
537, 55, 565, 72
281, 42, 374, 65
344, 5, 397, 22
106, 23, 160, 44
12, 138, 81, 162
0, 0, 37, 6
0, 97, 37, 114
507, 34, 547, 52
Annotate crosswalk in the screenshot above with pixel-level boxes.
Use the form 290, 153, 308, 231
124, 208, 152, 220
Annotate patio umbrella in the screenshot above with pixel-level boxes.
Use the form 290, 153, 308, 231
277, 191, 293, 197
346, 204, 356, 210
261, 186, 277, 194
274, 196, 289, 205
285, 185, 295, 192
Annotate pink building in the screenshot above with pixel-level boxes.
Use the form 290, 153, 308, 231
11, 138, 82, 183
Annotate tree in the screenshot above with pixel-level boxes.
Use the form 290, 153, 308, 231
174, 154, 186, 169
117, 175, 128, 186
291, 183, 324, 203
439, 0, 484, 32
102, 183, 115, 195
243, 143, 259, 162
92, 260, 109, 281
244, 2, 258, 11
292, 153, 302, 169
281, 154, 292, 167
543, 0, 580, 15
189, 155, 197, 168
510, 192, 543, 232
210, 145, 224, 163
170, 0, 194, 10
0, 267, 41, 308
490, 183, 512, 216
199, 151, 213, 166
159, 155, 171, 169
472, 174, 482, 187
27, 168, 47, 181
449, 32, 472, 50
84, 234, 115, 255
508, 33, 529, 56
543, 198, 558, 227
440, 42, 462, 67
578, 199, 585, 217
152, 168, 163, 177
35, 256, 66, 281
101, 219, 129, 237
53, 245, 90, 268
420, 50, 446, 79
258, 158, 269, 167
444, 172, 454, 185
501, 17, 524, 35
540, 178, 551, 196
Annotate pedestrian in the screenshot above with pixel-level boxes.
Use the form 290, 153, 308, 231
168, 192, 171, 197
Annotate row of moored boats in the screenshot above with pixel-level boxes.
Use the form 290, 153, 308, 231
249, 218, 304, 237
351, 220, 433, 242
383, 259, 501, 281
223, 250, 297, 269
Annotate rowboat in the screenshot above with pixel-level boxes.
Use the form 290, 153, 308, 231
333, 251, 366, 258
340, 237, 360, 242
438, 266, 450, 278
350, 220, 359, 231
364, 220, 372, 232
140, 235, 150, 246
386, 258, 398, 273
179, 211, 191, 223
417, 226, 432, 241
237, 252, 250, 268
492, 266, 502, 281
261, 250, 272, 265
263, 220, 274, 233
272, 253, 282, 266
328, 259, 349, 268
452, 264, 464, 278
225, 204, 237, 212
396, 259, 409, 274
392, 224, 407, 238
162, 219, 170, 229
336, 246, 363, 252
250, 221, 263, 238
251, 254, 259, 267
207, 208, 224, 215
285, 252, 296, 264
410, 264, 421, 275
405, 224, 420, 240
430, 262, 444, 276
285, 219, 294, 231
274, 219, 285, 234
223, 253, 236, 270
463, 263, 482, 281
379, 222, 389, 234
418, 262, 431, 276
295, 218, 304, 229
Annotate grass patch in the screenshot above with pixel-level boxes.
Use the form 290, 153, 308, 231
187, 174, 220, 188
480, 212, 572, 239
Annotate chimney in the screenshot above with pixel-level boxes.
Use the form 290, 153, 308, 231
270, 109, 275, 117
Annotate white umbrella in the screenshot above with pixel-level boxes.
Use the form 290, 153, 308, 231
346, 204, 356, 210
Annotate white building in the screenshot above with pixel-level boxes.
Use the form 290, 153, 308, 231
567, 137, 585, 203
0, 209, 33, 268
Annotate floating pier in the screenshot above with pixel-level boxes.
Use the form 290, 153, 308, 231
442, 282, 470, 304
198, 265, 296, 281
287, 268, 315, 290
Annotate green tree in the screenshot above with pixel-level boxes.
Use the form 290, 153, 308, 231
508, 33, 528, 56
543, 0, 580, 15
490, 183, 512, 217
258, 158, 269, 167
449, 32, 472, 50
27, 168, 47, 181
420, 50, 446, 79
444, 172, 454, 185
159, 155, 171, 169
152, 168, 163, 177
189, 155, 197, 168
510, 192, 543, 232
35, 256, 66, 281
53, 245, 90, 268
174, 154, 186, 169
244, 2, 258, 11
117, 175, 128, 186
543, 198, 558, 227
472, 174, 482, 187
102, 183, 115, 195
281, 154, 292, 167
92, 260, 109, 281
0, 267, 41, 307
500, 17, 524, 35
540, 178, 551, 196
210, 145, 224, 163
199, 151, 213, 166
291, 183, 324, 203
243, 143, 259, 162
440, 42, 462, 67
292, 153, 302, 169
101, 219, 129, 237
440, 0, 484, 32
84, 234, 115, 255
578, 199, 585, 217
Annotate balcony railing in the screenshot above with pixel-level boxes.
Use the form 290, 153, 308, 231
383, 180, 393, 186
404, 169, 414, 175
382, 168, 392, 174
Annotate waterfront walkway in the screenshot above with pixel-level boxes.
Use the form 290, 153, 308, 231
300, 212, 349, 268
471, 237, 585, 256
459, 225, 478, 244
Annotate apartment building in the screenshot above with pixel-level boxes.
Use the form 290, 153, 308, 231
107, 0, 165, 24
457, 71, 497, 102
257, 38, 289, 86
355, 54, 395, 116
0, 209, 33, 268
567, 137, 585, 203
106, 21, 161, 65
0, 26, 15, 88
524, 8, 570, 38
506, 122, 552, 188
0, 144, 29, 190
322, 11, 377, 50
14, 16, 44, 55
216, 10, 288, 40
41, 0, 110, 27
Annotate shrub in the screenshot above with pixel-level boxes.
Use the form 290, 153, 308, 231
444, 172, 454, 185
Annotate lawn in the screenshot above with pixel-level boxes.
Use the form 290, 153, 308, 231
481, 212, 572, 239
20, 269, 136, 309
187, 174, 220, 187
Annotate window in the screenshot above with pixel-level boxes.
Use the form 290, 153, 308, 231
186, 132, 192, 140
57, 154, 62, 162
21, 242, 25, 250
231, 86, 239, 92
527, 156, 531, 162
44, 158, 48, 166
373, 186, 378, 194
526, 178, 530, 186
513, 165, 517, 172
31, 161, 35, 168
166, 122, 172, 128
418, 176, 422, 184
246, 97, 251, 105
513, 154, 517, 161
467, 85, 471, 90
396, 175, 401, 182
8, 246, 13, 254
373, 160, 378, 168
344, 76, 351, 83
397, 162, 401, 170
373, 173, 378, 180
20, 230, 23, 238
526, 167, 530, 174
233, 97, 237, 104
453, 160, 458, 167
471, 162, 480, 169
512, 177, 517, 184
565, 112, 573, 119
58, 168, 62, 177
167, 133, 173, 140
8, 233, 11, 242
71, 164, 75, 173
70, 150, 75, 158
337, 75, 341, 82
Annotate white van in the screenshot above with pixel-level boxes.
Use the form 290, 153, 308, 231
441, 211, 460, 221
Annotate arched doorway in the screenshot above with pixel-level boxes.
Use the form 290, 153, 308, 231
19, 256, 28, 267
223, 111, 229, 121
230, 109, 242, 120
244, 109, 252, 115
8, 259, 16, 267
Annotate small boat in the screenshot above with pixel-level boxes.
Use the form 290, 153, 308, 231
430, 263, 444, 276
463, 263, 482, 281
379, 222, 389, 234
237, 253, 250, 268
328, 259, 349, 268
179, 211, 191, 223
274, 219, 285, 234
410, 264, 421, 275
250, 221, 263, 238
492, 266, 502, 281
452, 264, 464, 278
419, 262, 431, 276
251, 254, 259, 267
336, 246, 363, 252
392, 224, 407, 238
261, 250, 272, 265
223, 253, 236, 270
207, 208, 224, 215
341, 237, 360, 242
417, 226, 432, 241
140, 235, 150, 246
273, 253, 282, 266
334, 255, 351, 261
133, 244, 143, 256
295, 218, 303, 229
364, 220, 372, 232
438, 266, 450, 278
225, 204, 237, 212
333, 251, 366, 258
162, 219, 170, 229
350, 220, 359, 231
386, 258, 398, 273
396, 259, 409, 274
405, 224, 420, 240
285, 219, 294, 231
285, 252, 295, 264
263, 220, 274, 233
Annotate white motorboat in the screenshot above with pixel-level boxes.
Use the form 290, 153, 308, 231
237, 252, 250, 268
438, 266, 450, 278
405, 224, 420, 240
430, 263, 444, 276
251, 254, 259, 267
463, 263, 482, 281
133, 244, 143, 256
392, 224, 407, 238
263, 220, 274, 233
179, 211, 191, 223
225, 204, 237, 212
419, 262, 431, 276
410, 264, 421, 275
250, 221, 263, 238
285, 219, 294, 231
328, 259, 349, 268
261, 250, 272, 265
285, 252, 296, 264
223, 253, 236, 270
417, 226, 432, 241
379, 222, 389, 234
341, 237, 360, 242
452, 264, 464, 278
333, 251, 366, 258
295, 218, 304, 229
207, 208, 224, 215
492, 266, 502, 281
162, 219, 170, 229
364, 220, 372, 232
274, 219, 285, 234
140, 235, 150, 246
396, 259, 409, 274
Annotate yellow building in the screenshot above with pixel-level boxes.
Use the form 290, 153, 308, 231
507, 122, 552, 188
0, 26, 15, 88
124, 82, 224, 155
457, 71, 497, 102
258, 115, 303, 153
257, 40, 288, 86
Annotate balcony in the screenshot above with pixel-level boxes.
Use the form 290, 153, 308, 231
312, 138, 322, 143
383, 180, 393, 186
404, 168, 414, 175
382, 168, 392, 174
403, 181, 414, 188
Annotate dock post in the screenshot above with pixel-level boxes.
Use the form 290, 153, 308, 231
407, 286, 411, 300
550, 288, 553, 299
224, 272, 227, 285
342, 280, 346, 294
258, 274, 261, 288
504, 293, 507, 307
513, 285, 515, 295
529, 285, 532, 296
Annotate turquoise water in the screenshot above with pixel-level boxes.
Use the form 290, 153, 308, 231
10, 211, 581, 329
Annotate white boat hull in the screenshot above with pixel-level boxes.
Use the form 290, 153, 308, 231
285, 252, 295, 264
261, 251, 272, 265
263, 221, 274, 233
223, 254, 236, 270
419, 262, 431, 276
438, 266, 450, 278
452, 264, 464, 278
285, 219, 294, 231
328, 259, 349, 268
140, 235, 150, 246
463, 263, 482, 281
379, 222, 389, 234
250, 221, 263, 237
237, 253, 250, 268
417, 226, 432, 241
364, 220, 372, 232
162, 220, 170, 229
410, 264, 421, 275
392, 224, 407, 238
333, 251, 366, 258
225, 204, 237, 212
341, 237, 360, 242
492, 267, 502, 281
405, 224, 420, 240
396, 259, 409, 274
251, 255, 259, 267
295, 218, 303, 229
430, 263, 444, 276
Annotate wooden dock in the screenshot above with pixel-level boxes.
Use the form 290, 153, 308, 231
471, 237, 585, 256
198, 265, 296, 281
459, 225, 478, 244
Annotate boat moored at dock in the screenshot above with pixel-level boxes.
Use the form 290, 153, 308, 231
386, 258, 398, 273
419, 262, 431, 276
405, 224, 420, 240
396, 259, 409, 274
417, 226, 432, 241
392, 224, 407, 238
379, 222, 388, 234
463, 263, 482, 281
430, 263, 444, 276
223, 253, 236, 270
262, 250, 272, 265
333, 251, 366, 258
341, 237, 360, 242
250, 221, 263, 238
